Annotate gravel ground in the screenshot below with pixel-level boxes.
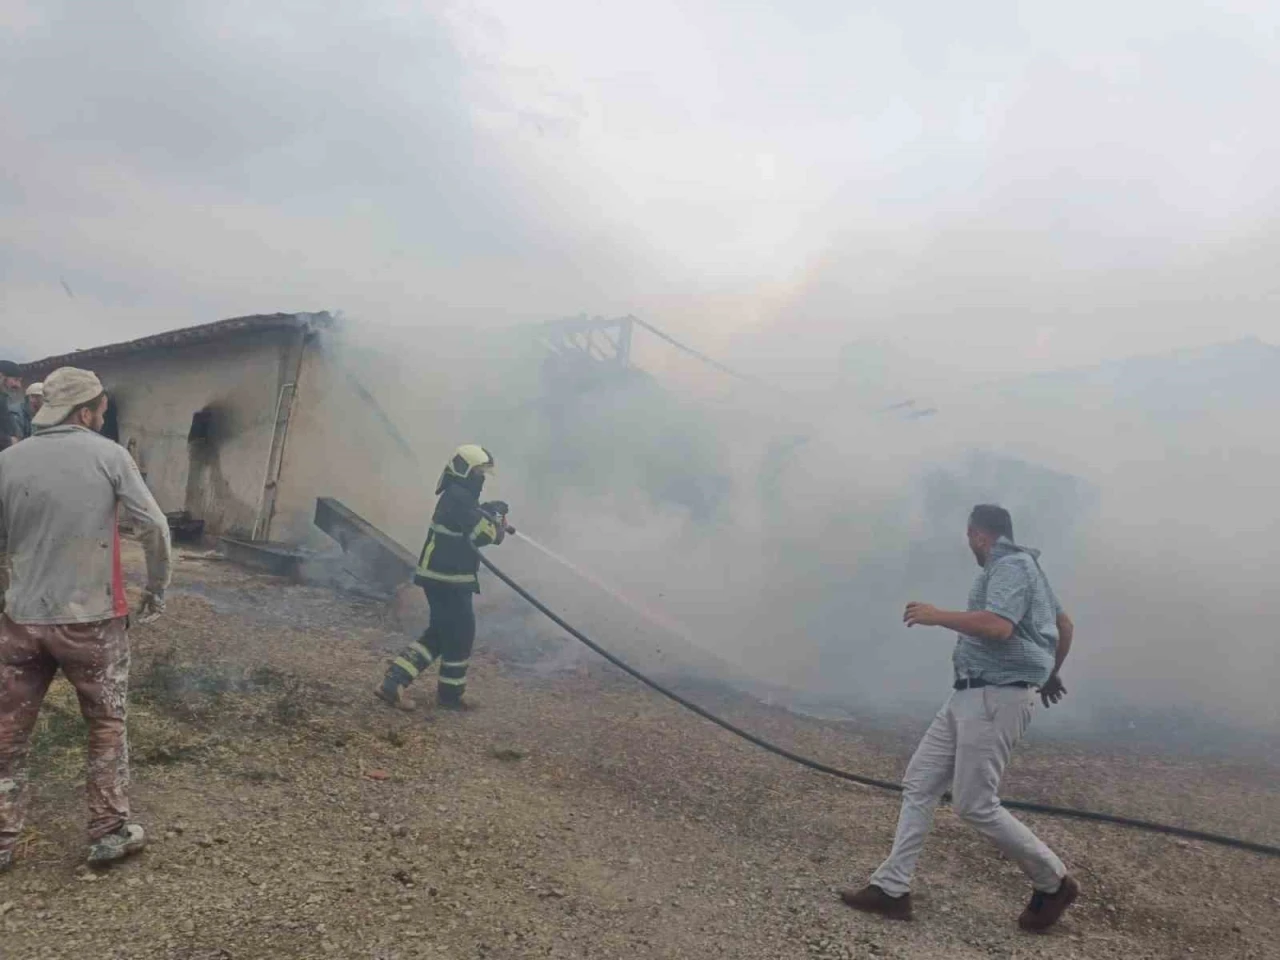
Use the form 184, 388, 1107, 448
1, 546, 1277, 959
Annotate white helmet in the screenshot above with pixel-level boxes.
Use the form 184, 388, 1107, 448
436, 444, 494, 494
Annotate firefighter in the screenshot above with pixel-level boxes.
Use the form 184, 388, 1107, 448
376, 444, 509, 711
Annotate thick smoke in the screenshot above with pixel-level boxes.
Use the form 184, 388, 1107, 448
8, 2, 1278, 756
315, 314, 1280, 753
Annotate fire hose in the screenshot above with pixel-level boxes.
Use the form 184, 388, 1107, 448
475, 549, 1280, 859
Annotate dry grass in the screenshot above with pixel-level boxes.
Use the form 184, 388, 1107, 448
2, 545, 1277, 960
29, 678, 206, 782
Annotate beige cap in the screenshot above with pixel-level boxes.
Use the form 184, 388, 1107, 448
25, 382, 43, 398
31, 367, 104, 428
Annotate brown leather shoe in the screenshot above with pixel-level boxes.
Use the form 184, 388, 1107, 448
838, 884, 913, 921
1018, 874, 1080, 932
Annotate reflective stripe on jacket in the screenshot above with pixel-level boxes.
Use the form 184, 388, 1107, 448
413, 480, 501, 591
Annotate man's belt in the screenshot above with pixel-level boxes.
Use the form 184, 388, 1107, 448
953, 678, 1035, 690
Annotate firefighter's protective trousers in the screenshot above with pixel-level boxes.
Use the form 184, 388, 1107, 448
383, 475, 500, 704
386, 584, 475, 704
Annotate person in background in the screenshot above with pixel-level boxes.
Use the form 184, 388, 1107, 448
0, 362, 23, 449
23, 383, 43, 429
0, 399, 14, 452
838, 504, 1077, 933
0, 367, 171, 870
376, 444, 510, 711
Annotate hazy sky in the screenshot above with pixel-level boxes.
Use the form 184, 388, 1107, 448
3, 1, 1278, 369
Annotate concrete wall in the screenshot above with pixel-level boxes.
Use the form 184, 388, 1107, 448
270, 324, 615, 554
270, 338, 461, 552
87, 329, 301, 537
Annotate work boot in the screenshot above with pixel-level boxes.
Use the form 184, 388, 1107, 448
1018, 874, 1080, 932
435, 694, 474, 712
375, 676, 416, 712
87, 824, 146, 866
838, 884, 913, 921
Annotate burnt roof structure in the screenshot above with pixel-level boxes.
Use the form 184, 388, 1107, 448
19, 312, 333, 375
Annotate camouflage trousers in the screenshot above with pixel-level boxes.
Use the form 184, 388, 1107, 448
0, 615, 131, 854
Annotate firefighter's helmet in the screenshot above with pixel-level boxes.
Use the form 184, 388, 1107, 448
436, 444, 495, 494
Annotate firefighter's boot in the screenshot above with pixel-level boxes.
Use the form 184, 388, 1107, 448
375, 668, 417, 712
436, 658, 471, 710
435, 694, 475, 712
377, 635, 439, 711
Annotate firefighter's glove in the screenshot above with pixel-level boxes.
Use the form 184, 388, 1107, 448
481, 500, 514, 533
137, 588, 166, 625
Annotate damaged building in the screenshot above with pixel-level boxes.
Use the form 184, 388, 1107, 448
19, 312, 351, 547
17, 312, 652, 586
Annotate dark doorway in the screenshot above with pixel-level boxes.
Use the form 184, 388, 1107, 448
188, 408, 215, 445
102, 396, 120, 441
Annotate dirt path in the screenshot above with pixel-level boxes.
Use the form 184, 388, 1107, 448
2, 548, 1277, 959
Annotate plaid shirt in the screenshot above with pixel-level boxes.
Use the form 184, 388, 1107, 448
952, 538, 1062, 686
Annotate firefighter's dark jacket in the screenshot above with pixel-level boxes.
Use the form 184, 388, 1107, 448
414, 478, 502, 591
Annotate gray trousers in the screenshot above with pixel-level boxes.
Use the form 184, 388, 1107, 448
870, 685, 1066, 896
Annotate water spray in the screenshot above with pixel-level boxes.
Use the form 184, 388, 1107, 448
477, 501, 707, 655
511, 530, 708, 654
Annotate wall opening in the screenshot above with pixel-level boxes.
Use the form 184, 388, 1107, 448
188, 408, 216, 446
102, 396, 120, 442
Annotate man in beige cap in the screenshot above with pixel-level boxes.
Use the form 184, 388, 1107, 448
23, 382, 43, 427
0, 367, 171, 869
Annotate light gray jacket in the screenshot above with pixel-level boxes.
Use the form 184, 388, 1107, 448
0, 425, 171, 624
